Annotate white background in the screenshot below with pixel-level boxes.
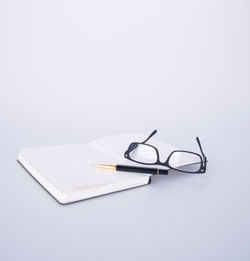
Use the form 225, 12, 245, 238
0, 1, 249, 260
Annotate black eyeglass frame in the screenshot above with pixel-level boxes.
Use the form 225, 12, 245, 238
124, 130, 207, 174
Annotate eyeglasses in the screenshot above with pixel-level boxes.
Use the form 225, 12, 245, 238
124, 130, 207, 173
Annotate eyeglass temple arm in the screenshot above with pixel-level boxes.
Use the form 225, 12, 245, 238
141, 130, 157, 144
196, 137, 207, 160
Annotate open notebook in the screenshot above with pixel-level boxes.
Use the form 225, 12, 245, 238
18, 133, 180, 204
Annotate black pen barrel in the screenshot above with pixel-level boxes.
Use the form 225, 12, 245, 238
116, 165, 168, 175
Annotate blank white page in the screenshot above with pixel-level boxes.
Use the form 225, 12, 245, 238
20, 144, 144, 193
88, 132, 179, 166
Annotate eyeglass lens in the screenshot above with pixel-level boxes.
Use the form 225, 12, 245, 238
129, 145, 202, 172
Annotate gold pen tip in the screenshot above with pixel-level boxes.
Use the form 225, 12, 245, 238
94, 164, 116, 171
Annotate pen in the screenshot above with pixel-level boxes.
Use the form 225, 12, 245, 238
94, 164, 168, 175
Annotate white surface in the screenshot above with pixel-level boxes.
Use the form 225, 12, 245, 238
0, 0, 250, 260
